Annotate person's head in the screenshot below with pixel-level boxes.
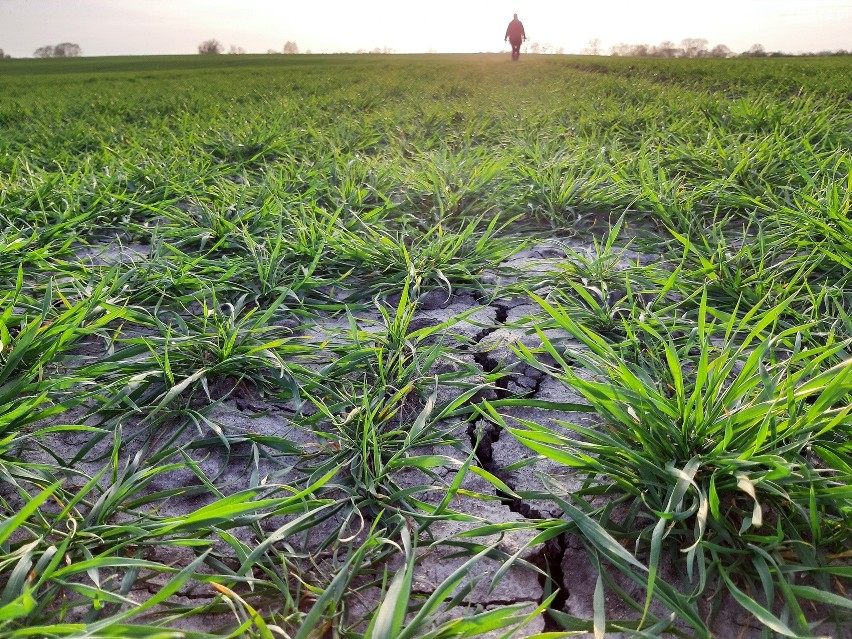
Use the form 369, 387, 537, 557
513, 13, 518, 19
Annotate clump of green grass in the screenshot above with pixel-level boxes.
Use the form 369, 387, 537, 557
533, 214, 671, 338
297, 283, 491, 513
503, 289, 852, 635
331, 214, 523, 300
73, 290, 317, 436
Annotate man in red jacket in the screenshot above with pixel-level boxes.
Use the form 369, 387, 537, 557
504, 13, 526, 61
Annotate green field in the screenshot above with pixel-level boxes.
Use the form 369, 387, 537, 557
0, 53, 850, 638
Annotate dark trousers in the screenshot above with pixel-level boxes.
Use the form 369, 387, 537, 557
510, 39, 522, 60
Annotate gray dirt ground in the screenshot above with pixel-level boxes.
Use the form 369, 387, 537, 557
15, 232, 836, 638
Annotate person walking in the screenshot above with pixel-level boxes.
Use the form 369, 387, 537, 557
505, 13, 526, 61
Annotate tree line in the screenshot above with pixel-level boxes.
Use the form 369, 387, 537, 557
198, 39, 301, 55
2, 38, 849, 60
581, 37, 849, 58
0, 42, 84, 58
33, 42, 82, 58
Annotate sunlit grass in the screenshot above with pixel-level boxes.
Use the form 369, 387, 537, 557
0, 53, 849, 637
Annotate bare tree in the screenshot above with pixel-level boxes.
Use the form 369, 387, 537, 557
529, 42, 541, 54
0, 48, 9, 59
34, 45, 55, 58
53, 42, 82, 57
198, 39, 223, 55
609, 43, 631, 56
283, 41, 299, 54
657, 40, 680, 58
681, 38, 708, 58
582, 38, 602, 55
745, 43, 766, 57
709, 44, 732, 58
228, 45, 245, 54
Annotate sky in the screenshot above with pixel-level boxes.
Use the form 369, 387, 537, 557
1, 0, 850, 57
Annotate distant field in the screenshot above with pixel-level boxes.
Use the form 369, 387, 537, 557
0, 54, 850, 638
